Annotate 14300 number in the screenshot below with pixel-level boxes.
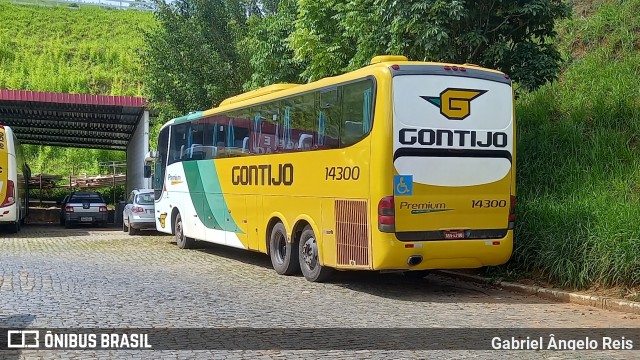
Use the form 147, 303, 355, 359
325, 166, 360, 181
472, 199, 507, 208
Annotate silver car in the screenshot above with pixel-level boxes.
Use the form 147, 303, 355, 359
61, 191, 108, 228
122, 189, 155, 235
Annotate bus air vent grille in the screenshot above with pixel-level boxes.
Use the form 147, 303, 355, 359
335, 199, 370, 267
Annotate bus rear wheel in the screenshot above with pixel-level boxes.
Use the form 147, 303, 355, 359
299, 225, 333, 282
269, 222, 300, 275
175, 213, 195, 249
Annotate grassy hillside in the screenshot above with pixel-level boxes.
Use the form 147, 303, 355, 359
505, 0, 640, 289
0, 1, 154, 175
0, 1, 153, 95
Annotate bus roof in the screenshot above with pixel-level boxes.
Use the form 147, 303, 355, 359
160, 55, 507, 130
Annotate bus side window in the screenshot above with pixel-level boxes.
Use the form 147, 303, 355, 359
340, 79, 373, 147
252, 106, 280, 155
168, 123, 189, 164
319, 88, 340, 149
283, 93, 315, 152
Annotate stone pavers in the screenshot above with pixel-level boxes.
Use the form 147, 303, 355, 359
0, 225, 637, 359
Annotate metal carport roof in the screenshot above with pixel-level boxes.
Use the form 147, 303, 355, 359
0, 89, 147, 151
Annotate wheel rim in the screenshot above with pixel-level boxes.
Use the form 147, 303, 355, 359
175, 219, 182, 244
274, 232, 287, 264
302, 235, 318, 271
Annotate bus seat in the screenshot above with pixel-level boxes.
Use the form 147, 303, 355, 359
242, 137, 249, 152
344, 121, 363, 133
189, 144, 201, 158
298, 134, 313, 150
205, 146, 217, 159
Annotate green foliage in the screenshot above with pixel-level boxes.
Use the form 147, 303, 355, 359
285, 0, 571, 90
94, 184, 127, 205
289, 0, 357, 81
0, 1, 155, 175
0, 1, 152, 95
503, 0, 640, 288
30, 184, 126, 205
24, 145, 125, 176
242, 0, 306, 90
29, 187, 70, 204
142, 0, 249, 116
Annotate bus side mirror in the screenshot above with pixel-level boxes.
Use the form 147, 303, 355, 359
144, 164, 151, 178
145, 151, 158, 162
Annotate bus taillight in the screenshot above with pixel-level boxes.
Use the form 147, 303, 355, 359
509, 195, 516, 223
378, 196, 395, 233
1, 180, 15, 207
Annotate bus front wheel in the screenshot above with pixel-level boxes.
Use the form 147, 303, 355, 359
299, 225, 333, 282
269, 222, 300, 275
175, 213, 195, 249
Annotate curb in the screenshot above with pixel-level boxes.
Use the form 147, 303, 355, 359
435, 270, 640, 315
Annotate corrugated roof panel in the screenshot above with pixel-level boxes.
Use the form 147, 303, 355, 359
0, 89, 147, 150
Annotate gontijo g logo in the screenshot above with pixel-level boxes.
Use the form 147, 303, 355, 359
421, 88, 487, 120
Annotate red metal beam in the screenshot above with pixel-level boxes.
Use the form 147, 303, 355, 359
0, 89, 146, 108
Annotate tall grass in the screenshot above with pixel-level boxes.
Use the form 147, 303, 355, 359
505, 0, 640, 288
0, 1, 153, 95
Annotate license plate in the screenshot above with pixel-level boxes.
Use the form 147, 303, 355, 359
80, 217, 92, 222
444, 230, 465, 240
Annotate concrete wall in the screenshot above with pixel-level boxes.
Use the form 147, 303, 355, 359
126, 110, 151, 193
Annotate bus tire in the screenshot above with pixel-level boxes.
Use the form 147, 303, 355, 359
174, 213, 194, 249
299, 225, 333, 282
269, 222, 300, 275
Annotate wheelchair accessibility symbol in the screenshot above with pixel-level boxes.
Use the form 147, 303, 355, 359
394, 175, 413, 196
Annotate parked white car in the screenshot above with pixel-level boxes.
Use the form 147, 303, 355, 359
122, 189, 155, 235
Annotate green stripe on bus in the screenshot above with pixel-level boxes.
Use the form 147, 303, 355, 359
174, 111, 205, 124
182, 161, 243, 233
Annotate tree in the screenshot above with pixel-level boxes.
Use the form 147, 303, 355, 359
142, 0, 249, 117
242, 0, 307, 90
289, 0, 357, 82
290, 0, 571, 90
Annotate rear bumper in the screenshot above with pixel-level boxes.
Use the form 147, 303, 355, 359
65, 213, 108, 223
368, 230, 514, 271
129, 220, 156, 230
0, 204, 17, 222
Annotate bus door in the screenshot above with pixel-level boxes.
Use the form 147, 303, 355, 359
391, 68, 514, 240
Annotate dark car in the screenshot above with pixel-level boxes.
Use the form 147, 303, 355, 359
59, 191, 108, 228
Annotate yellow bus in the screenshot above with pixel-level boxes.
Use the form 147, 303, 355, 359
0, 125, 30, 233
149, 55, 516, 282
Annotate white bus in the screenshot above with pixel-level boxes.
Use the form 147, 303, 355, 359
0, 125, 30, 232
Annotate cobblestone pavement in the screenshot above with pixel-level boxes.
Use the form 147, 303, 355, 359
0, 225, 638, 359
